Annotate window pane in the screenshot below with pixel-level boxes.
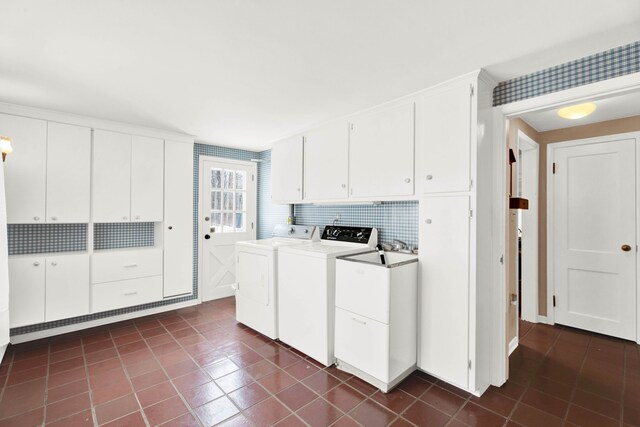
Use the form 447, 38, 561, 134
223, 192, 234, 210
235, 213, 245, 232
223, 213, 234, 232
235, 192, 244, 211
211, 191, 221, 210
211, 169, 221, 189
211, 212, 221, 231
235, 171, 246, 190
223, 170, 234, 189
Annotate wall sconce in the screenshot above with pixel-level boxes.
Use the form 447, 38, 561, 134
0, 136, 13, 162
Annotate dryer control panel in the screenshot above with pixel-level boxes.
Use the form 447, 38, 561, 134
321, 226, 376, 244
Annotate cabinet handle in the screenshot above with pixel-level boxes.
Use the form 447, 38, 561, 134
168, 226, 173, 230
51, 216, 58, 221
51, 262, 57, 266
351, 317, 367, 325
405, 178, 411, 183
33, 262, 40, 267
124, 264, 138, 268
123, 216, 128, 220
297, 188, 301, 192
33, 216, 40, 221
341, 184, 346, 188
135, 215, 141, 220
123, 291, 138, 296
425, 219, 432, 224
426, 175, 433, 180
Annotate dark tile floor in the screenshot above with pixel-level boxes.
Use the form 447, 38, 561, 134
0, 298, 638, 426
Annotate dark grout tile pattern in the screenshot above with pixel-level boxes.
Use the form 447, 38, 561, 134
0, 300, 638, 426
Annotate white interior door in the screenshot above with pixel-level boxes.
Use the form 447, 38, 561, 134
552, 137, 636, 340
200, 157, 256, 301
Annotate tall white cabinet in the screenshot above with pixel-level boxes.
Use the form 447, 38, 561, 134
163, 140, 194, 298
417, 71, 498, 395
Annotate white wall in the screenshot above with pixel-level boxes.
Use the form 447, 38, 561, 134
0, 158, 10, 359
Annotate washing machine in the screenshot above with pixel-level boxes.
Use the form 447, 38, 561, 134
235, 224, 318, 339
278, 226, 378, 366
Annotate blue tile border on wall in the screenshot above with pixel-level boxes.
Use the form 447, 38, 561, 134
8, 224, 87, 255
493, 41, 640, 106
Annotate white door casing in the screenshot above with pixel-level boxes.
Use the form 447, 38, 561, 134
551, 136, 636, 341
200, 157, 256, 301
517, 131, 539, 323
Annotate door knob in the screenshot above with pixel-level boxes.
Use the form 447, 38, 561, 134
205, 216, 210, 221
204, 234, 211, 240
621, 244, 632, 252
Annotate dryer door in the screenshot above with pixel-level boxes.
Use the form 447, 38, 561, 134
237, 251, 270, 305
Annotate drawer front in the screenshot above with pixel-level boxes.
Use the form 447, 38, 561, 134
335, 307, 389, 382
92, 249, 162, 284
336, 260, 390, 324
92, 276, 162, 312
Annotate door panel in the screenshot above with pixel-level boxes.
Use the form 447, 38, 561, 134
271, 136, 303, 203
47, 122, 91, 223
92, 130, 132, 222
0, 114, 47, 223
131, 136, 164, 222
421, 80, 472, 193
304, 122, 349, 200
201, 158, 256, 301
553, 138, 636, 340
164, 141, 193, 298
418, 195, 470, 389
349, 102, 415, 198
9, 257, 45, 327
46, 254, 90, 322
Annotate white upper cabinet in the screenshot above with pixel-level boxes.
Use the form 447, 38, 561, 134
271, 135, 303, 203
349, 102, 415, 198
93, 130, 132, 222
303, 122, 349, 201
420, 78, 473, 193
47, 122, 91, 223
93, 130, 164, 223
0, 114, 47, 223
131, 136, 164, 222
163, 140, 194, 298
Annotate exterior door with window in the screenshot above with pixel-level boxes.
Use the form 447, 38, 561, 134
200, 158, 257, 301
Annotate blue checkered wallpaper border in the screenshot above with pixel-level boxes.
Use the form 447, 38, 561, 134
93, 222, 154, 250
493, 41, 640, 106
8, 224, 87, 255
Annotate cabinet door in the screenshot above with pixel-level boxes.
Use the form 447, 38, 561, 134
163, 140, 193, 297
303, 122, 349, 200
349, 102, 415, 198
46, 254, 90, 321
418, 195, 470, 389
0, 114, 47, 223
421, 80, 473, 193
92, 130, 132, 222
8, 257, 45, 327
131, 136, 164, 222
271, 136, 303, 203
46, 122, 91, 223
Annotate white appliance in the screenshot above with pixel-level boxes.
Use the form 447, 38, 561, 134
235, 224, 318, 340
278, 226, 378, 366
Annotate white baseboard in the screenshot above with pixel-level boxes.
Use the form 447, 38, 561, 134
508, 336, 518, 355
536, 315, 553, 325
0, 343, 7, 363
10, 299, 199, 344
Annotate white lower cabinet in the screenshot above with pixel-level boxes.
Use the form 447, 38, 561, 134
91, 248, 164, 312
46, 254, 90, 322
92, 276, 163, 313
334, 252, 418, 392
8, 257, 45, 328
9, 253, 90, 327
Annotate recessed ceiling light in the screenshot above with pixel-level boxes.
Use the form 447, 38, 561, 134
557, 102, 597, 120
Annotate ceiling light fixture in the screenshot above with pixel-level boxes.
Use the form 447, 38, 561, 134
557, 102, 597, 120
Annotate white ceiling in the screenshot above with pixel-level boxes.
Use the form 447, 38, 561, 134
1, 1, 639, 150
520, 91, 640, 132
